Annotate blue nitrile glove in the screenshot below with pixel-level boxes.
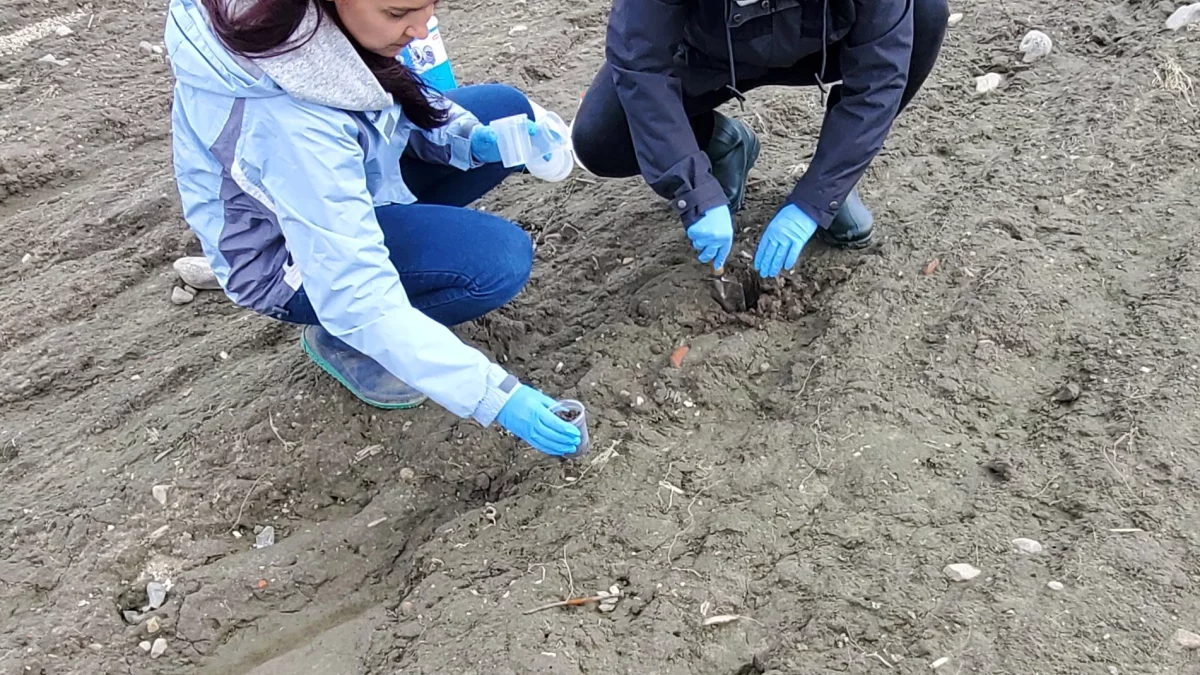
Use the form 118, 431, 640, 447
754, 204, 818, 278
469, 120, 540, 164
496, 385, 582, 456
686, 205, 734, 271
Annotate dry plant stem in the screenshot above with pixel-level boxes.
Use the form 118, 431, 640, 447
561, 544, 576, 598
268, 412, 296, 450
229, 472, 269, 532
522, 594, 607, 615
666, 484, 714, 565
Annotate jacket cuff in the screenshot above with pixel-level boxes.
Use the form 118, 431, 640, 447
787, 182, 842, 230
448, 122, 481, 171
471, 365, 520, 427
672, 174, 730, 228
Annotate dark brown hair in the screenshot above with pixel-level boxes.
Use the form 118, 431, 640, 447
200, 0, 448, 129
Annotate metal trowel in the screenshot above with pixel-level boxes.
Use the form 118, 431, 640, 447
709, 265, 748, 313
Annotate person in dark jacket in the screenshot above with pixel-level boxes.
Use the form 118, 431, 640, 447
571, 0, 948, 279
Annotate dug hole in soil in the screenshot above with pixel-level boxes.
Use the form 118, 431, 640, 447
2, 0, 1200, 674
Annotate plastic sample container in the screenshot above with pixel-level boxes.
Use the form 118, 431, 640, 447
490, 114, 535, 169
550, 399, 590, 456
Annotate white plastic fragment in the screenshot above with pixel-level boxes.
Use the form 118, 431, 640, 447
38, 54, 70, 66
254, 526, 275, 548
975, 73, 1003, 94
152, 485, 169, 506
147, 581, 167, 609
947, 13, 963, 26
702, 614, 744, 626
1047, 581, 1065, 591
1177, 629, 1200, 649
1019, 30, 1053, 63
55, 25, 74, 37
931, 656, 950, 669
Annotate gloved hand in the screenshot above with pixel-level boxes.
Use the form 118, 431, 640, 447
753, 204, 817, 278
496, 384, 581, 456
686, 205, 734, 271
469, 120, 539, 164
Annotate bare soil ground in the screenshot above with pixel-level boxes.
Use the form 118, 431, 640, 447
2, 1, 1199, 673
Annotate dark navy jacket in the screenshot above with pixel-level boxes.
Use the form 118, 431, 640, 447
605, 0, 914, 228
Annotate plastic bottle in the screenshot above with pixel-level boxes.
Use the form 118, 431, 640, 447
401, 16, 458, 93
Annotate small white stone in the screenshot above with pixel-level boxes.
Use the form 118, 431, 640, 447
1047, 580, 1064, 591
399, 467, 416, 480
555, 362, 564, 373
152, 45, 163, 55
21, 253, 33, 264
151, 485, 169, 506
1012, 537, 1044, 554
170, 287, 194, 305
975, 73, 1003, 94
947, 12, 963, 26
172, 256, 221, 290
138, 41, 156, 54
943, 563, 981, 582
139, 641, 152, 652
149, 638, 167, 658
931, 656, 950, 669
1166, 3, 1200, 30
145, 617, 161, 634
55, 25, 74, 37
1019, 30, 1053, 63
1176, 629, 1200, 649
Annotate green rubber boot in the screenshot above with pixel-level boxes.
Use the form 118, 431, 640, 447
300, 325, 428, 409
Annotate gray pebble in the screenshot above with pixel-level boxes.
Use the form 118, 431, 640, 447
1019, 30, 1053, 63
173, 256, 221, 290
943, 563, 981, 582
170, 287, 195, 305
150, 638, 167, 658
1012, 538, 1044, 555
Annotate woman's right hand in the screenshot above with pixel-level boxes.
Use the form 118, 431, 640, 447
496, 385, 581, 456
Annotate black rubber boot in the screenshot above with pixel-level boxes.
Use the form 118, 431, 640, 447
817, 186, 874, 249
705, 112, 760, 213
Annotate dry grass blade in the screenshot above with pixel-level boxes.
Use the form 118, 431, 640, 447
1155, 54, 1195, 107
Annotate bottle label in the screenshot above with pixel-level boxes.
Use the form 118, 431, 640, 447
404, 19, 449, 75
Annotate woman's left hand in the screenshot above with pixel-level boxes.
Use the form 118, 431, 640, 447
469, 120, 539, 164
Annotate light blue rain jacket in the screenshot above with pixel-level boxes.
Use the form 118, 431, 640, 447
165, 0, 519, 425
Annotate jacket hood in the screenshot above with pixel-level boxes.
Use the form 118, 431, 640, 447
165, 0, 393, 111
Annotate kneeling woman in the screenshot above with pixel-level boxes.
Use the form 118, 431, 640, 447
166, 0, 580, 456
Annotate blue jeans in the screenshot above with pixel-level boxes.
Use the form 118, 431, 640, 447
279, 84, 535, 327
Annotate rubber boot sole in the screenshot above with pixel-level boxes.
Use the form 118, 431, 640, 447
300, 331, 428, 410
